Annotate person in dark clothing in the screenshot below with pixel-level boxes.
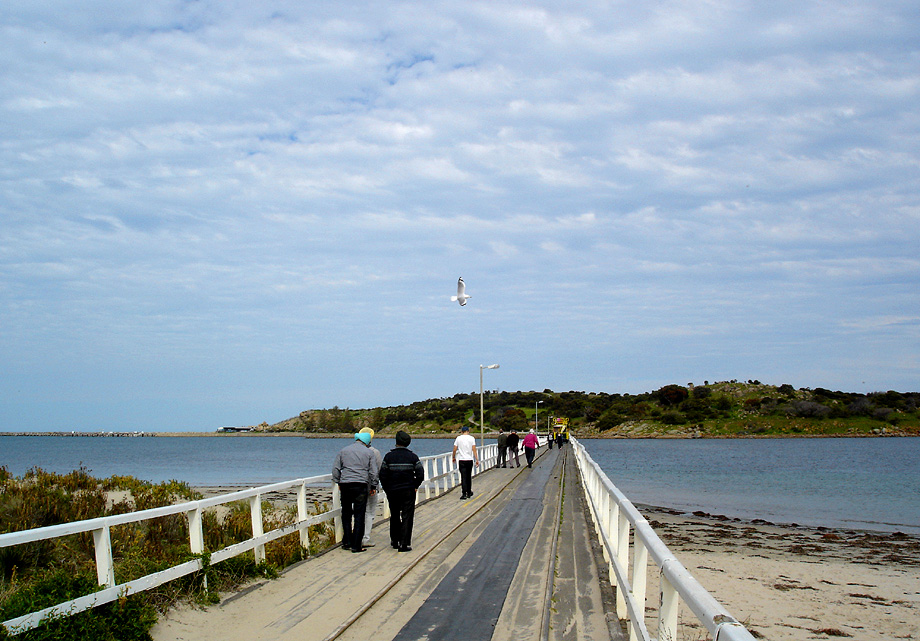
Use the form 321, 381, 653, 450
506, 429, 521, 468
379, 430, 425, 552
496, 428, 508, 468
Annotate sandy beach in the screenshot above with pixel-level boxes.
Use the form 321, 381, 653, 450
640, 506, 920, 640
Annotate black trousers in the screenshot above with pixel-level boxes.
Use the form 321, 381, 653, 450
525, 446, 535, 467
497, 446, 507, 467
386, 488, 417, 548
339, 482, 368, 550
458, 460, 474, 496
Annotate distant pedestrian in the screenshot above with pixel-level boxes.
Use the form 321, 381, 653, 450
496, 428, 508, 468
379, 430, 425, 552
331, 431, 378, 553
506, 428, 521, 468
548, 431, 554, 449
523, 429, 539, 468
556, 431, 565, 448
359, 427, 382, 548
452, 425, 479, 499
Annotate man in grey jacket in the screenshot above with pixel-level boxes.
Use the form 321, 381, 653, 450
332, 432, 379, 553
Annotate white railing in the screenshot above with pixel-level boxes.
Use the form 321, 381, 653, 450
0, 443, 496, 636
570, 437, 756, 641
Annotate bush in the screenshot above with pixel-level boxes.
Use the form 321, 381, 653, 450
0, 569, 156, 641
656, 385, 689, 407
787, 401, 831, 418
596, 409, 627, 431
661, 410, 687, 425
1, 469, 335, 641
872, 408, 894, 422
691, 386, 712, 400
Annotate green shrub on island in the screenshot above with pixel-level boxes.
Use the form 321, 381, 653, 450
261, 381, 920, 438
0, 468, 334, 640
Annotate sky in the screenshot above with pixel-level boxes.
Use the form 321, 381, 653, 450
2, 1, 919, 432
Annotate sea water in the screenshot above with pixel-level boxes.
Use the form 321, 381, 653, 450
584, 437, 920, 534
1, 435, 917, 534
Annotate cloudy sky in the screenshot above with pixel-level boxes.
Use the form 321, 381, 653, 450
2, 1, 918, 432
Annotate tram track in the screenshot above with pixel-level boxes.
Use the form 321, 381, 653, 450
320, 479, 515, 641
326, 447, 568, 641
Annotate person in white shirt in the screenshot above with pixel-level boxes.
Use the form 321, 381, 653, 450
452, 425, 479, 500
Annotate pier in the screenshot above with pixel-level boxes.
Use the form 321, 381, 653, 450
1, 439, 756, 641
153, 446, 615, 641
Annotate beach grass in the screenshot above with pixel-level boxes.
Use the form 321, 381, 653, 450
0, 466, 334, 640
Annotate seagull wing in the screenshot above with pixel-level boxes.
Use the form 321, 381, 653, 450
457, 277, 466, 297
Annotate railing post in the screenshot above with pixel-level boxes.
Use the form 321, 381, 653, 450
630, 538, 649, 641
332, 483, 343, 543
659, 574, 679, 641
92, 525, 115, 588
297, 483, 310, 550
187, 506, 204, 555
616, 511, 629, 619
187, 505, 208, 590
250, 494, 265, 564
423, 459, 431, 500
598, 487, 610, 564
442, 455, 448, 490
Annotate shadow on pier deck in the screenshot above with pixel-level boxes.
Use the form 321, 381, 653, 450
152, 448, 625, 641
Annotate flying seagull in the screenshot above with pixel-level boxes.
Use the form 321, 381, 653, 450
451, 277, 471, 306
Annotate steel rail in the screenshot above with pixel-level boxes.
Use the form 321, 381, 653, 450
539, 447, 566, 641
319, 456, 542, 641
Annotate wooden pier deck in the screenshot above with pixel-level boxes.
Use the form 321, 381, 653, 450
151, 447, 625, 641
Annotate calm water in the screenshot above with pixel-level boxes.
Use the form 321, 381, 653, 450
584, 437, 920, 534
2, 435, 918, 534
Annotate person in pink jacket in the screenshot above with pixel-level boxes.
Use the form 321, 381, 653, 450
522, 430, 539, 468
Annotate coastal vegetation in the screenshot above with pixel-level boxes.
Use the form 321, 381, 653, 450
0, 467, 333, 640
260, 381, 920, 438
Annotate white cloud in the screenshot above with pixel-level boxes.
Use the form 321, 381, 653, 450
1, 0, 919, 430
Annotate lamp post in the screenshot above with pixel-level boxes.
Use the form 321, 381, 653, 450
480, 364, 500, 450
535, 400, 543, 435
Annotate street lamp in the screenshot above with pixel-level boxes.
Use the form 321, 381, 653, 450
480, 364, 500, 449
535, 400, 543, 435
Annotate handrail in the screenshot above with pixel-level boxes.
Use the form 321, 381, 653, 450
0, 444, 497, 636
569, 437, 756, 641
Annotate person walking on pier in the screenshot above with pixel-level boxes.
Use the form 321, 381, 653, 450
452, 425, 479, 499
496, 428, 508, 468
379, 430, 425, 552
523, 429, 539, 468
331, 431, 378, 553
506, 428, 521, 468
359, 427, 382, 548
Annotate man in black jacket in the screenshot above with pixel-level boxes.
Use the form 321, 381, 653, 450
506, 428, 521, 468
379, 431, 425, 552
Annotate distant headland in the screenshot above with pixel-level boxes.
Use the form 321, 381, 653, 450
238, 381, 920, 439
